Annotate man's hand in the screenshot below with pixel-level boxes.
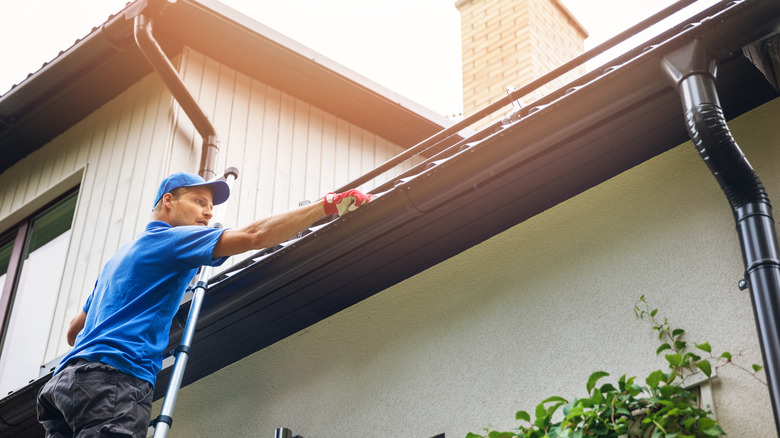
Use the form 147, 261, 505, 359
323, 190, 372, 216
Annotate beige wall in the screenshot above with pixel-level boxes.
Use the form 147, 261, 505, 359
0, 49, 415, 385
163, 98, 780, 438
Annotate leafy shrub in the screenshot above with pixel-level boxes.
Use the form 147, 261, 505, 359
465, 296, 764, 438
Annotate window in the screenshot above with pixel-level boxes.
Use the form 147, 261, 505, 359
0, 189, 78, 395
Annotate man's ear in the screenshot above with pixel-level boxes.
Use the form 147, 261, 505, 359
161, 192, 175, 209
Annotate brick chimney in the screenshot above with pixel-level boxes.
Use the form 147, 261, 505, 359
456, 0, 588, 128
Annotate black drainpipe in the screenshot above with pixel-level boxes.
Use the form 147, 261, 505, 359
133, 13, 219, 180
662, 38, 780, 433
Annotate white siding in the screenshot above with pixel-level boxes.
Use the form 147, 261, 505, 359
39, 73, 177, 363
0, 47, 419, 369
172, 48, 419, 264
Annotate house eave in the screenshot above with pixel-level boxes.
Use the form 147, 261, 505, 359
0, 0, 453, 174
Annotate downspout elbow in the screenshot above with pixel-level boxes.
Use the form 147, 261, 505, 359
133, 13, 219, 179
661, 39, 767, 214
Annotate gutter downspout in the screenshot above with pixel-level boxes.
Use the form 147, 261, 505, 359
133, 13, 219, 179
662, 39, 780, 434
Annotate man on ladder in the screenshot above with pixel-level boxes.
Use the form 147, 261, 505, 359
36, 170, 371, 438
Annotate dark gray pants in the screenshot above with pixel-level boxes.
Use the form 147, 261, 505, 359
37, 360, 153, 438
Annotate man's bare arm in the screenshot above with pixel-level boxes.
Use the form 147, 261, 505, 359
213, 202, 325, 258
67, 310, 87, 346
213, 190, 372, 259
212, 190, 372, 259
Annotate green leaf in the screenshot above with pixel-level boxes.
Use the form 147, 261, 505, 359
720, 351, 732, 360
600, 383, 616, 394
587, 371, 610, 395
549, 426, 569, 438
656, 343, 672, 355
698, 417, 717, 430
672, 328, 685, 337
696, 360, 712, 377
465, 434, 484, 438
591, 388, 604, 404
664, 407, 680, 417
561, 401, 574, 417
703, 425, 726, 436
665, 353, 683, 368
753, 364, 765, 373
516, 410, 531, 422
488, 432, 516, 438
659, 384, 677, 399
650, 309, 658, 317
534, 401, 552, 429
695, 342, 712, 353
647, 370, 665, 391
699, 417, 726, 436
565, 405, 584, 417
541, 396, 568, 404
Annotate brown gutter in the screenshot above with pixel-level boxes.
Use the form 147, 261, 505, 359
133, 12, 219, 179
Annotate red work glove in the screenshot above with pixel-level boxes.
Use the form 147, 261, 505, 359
323, 190, 372, 216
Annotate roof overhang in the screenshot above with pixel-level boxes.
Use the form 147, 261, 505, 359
0, 0, 452, 173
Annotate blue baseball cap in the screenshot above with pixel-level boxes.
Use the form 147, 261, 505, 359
153, 172, 230, 208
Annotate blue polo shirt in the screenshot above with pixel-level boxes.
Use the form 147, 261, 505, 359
57, 221, 229, 386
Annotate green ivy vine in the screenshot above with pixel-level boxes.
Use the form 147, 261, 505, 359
465, 296, 765, 438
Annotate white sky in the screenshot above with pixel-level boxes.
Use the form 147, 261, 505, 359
1, 0, 717, 117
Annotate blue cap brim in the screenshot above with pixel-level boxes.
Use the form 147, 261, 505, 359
187, 179, 230, 205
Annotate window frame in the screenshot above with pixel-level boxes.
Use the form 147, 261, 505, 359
0, 222, 28, 343
0, 187, 79, 351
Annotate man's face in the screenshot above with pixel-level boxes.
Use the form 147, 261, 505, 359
167, 186, 214, 227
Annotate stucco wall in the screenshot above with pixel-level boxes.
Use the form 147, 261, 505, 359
161, 97, 780, 437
